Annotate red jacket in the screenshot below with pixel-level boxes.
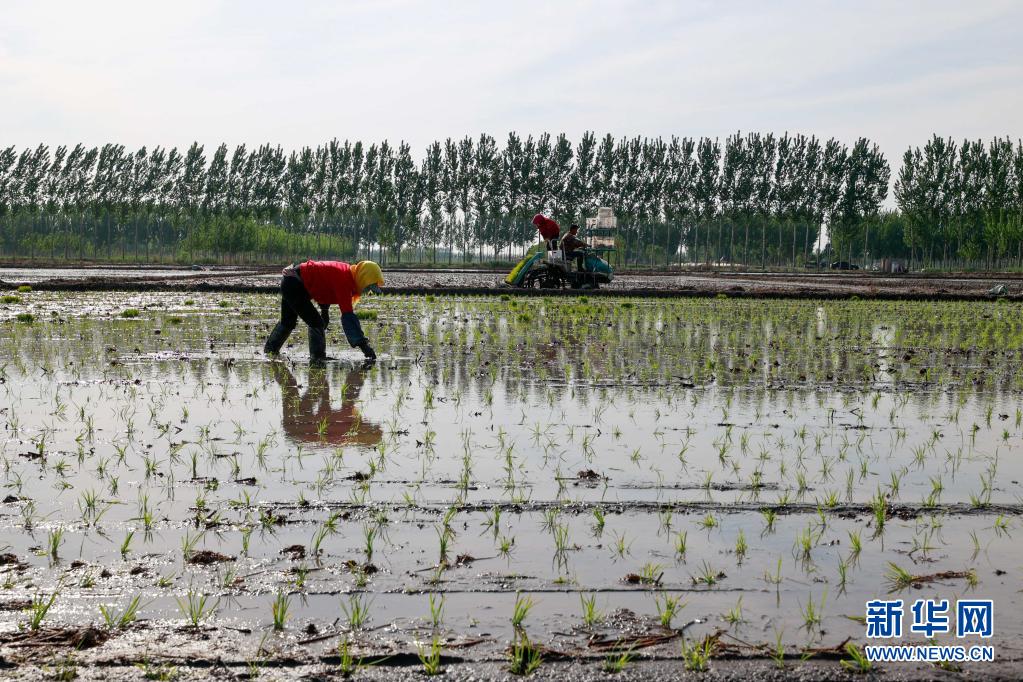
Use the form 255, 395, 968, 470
299, 261, 357, 313
532, 214, 560, 240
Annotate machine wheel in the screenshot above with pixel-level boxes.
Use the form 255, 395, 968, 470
523, 267, 564, 289
522, 269, 542, 288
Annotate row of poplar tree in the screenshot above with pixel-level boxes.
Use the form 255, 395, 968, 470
0, 132, 1020, 268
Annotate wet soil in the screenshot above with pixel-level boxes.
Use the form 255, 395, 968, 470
3, 265, 1023, 300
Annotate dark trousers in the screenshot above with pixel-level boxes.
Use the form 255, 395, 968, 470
279, 275, 324, 332
264, 274, 326, 357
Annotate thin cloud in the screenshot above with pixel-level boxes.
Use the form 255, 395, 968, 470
0, 0, 1019, 168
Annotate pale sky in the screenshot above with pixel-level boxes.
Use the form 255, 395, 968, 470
1, 0, 1020, 173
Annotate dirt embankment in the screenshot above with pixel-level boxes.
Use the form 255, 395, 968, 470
2, 266, 1022, 301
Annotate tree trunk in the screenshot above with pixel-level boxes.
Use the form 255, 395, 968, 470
744, 222, 752, 267
727, 222, 734, 267
761, 222, 767, 269
803, 222, 810, 269
792, 221, 798, 270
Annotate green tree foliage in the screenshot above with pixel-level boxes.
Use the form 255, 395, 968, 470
895, 135, 1023, 269
1, 133, 1018, 268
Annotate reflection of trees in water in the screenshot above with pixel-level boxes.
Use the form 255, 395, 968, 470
270, 363, 382, 448
214, 306, 1023, 416
11, 303, 1023, 409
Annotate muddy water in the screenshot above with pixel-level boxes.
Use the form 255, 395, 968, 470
1, 291, 1022, 664
0, 267, 237, 282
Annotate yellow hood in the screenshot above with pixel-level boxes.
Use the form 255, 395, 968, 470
351, 261, 384, 305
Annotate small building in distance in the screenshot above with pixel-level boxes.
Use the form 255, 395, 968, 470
875, 258, 908, 273
585, 207, 618, 251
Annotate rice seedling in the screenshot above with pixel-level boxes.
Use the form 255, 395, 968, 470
99, 594, 144, 629
734, 529, 747, 562
724, 597, 743, 626
837, 559, 849, 593
993, 515, 1012, 537
270, 591, 291, 630
635, 562, 664, 585
602, 645, 636, 673
240, 526, 254, 556
794, 523, 817, 563
884, 562, 915, 591
176, 589, 219, 628
498, 535, 515, 559
482, 505, 502, 536
435, 525, 451, 565
508, 631, 543, 676
552, 522, 571, 556
342, 594, 371, 630
680, 636, 714, 672
869, 488, 888, 536
693, 561, 724, 587
46, 527, 64, 561
417, 635, 444, 675
771, 629, 786, 669
673, 530, 688, 560
27, 589, 59, 630
840, 642, 873, 673
654, 592, 684, 628
427, 593, 445, 629
847, 529, 862, 559
799, 590, 826, 632
49, 652, 78, 681
336, 636, 373, 677
119, 530, 134, 560
180, 530, 203, 561
579, 593, 601, 627
363, 524, 378, 563
610, 530, 632, 558
511, 592, 535, 629
763, 556, 783, 586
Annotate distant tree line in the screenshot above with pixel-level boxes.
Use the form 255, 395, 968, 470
0, 132, 1019, 269
895, 136, 1023, 269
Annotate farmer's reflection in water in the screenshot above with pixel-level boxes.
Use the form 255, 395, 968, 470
270, 363, 382, 447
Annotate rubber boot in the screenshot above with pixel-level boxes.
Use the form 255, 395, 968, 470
264, 322, 292, 355
308, 326, 327, 363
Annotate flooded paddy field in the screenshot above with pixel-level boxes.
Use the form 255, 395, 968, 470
1, 290, 1022, 679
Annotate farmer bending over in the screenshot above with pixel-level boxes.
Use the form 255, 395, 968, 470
263, 260, 383, 361
532, 213, 561, 251
561, 224, 589, 271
